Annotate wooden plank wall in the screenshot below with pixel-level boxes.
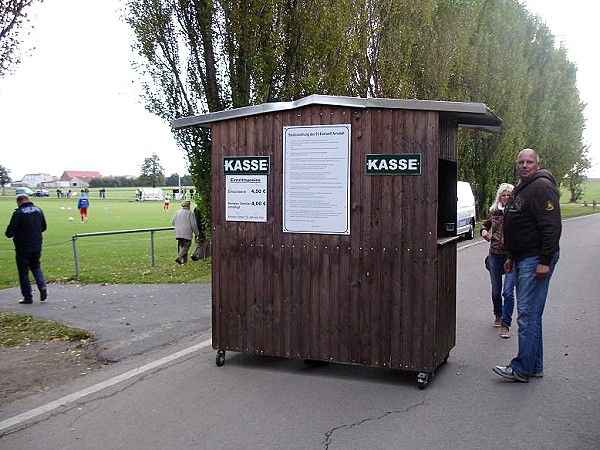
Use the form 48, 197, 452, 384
436, 242, 457, 362
438, 115, 458, 161
212, 104, 454, 372
435, 119, 458, 362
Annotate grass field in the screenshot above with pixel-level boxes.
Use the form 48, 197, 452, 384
0, 189, 210, 289
559, 178, 600, 204
1, 181, 598, 290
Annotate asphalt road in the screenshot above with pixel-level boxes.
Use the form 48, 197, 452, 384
0, 213, 599, 449
0, 283, 213, 362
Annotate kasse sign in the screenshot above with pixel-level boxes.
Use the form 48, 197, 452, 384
223, 156, 270, 175
365, 154, 421, 175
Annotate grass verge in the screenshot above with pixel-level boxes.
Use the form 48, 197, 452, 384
559, 202, 600, 219
0, 312, 91, 347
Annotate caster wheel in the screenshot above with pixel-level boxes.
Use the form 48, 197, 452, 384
417, 372, 430, 389
216, 350, 226, 367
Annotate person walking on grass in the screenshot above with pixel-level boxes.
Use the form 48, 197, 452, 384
77, 192, 90, 222
481, 183, 515, 339
493, 148, 561, 383
5, 194, 48, 304
172, 200, 198, 265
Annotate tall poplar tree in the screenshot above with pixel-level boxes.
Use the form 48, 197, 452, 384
125, 0, 587, 219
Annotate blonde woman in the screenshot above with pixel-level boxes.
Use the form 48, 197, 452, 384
481, 183, 515, 338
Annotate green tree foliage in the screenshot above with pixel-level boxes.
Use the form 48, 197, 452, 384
565, 145, 591, 203
164, 173, 192, 186
125, 0, 588, 219
139, 153, 165, 188
89, 176, 139, 188
0, 164, 12, 195
0, 0, 43, 77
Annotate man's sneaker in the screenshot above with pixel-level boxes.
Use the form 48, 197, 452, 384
494, 314, 502, 327
40, 287, 48, 301
19, 299, 33, 304
531, 371, 544, 378
492, 365, 528, 382
191, 255, 199, 262
500, 324, 510, 339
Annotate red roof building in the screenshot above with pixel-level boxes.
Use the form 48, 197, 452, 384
60, 171, 102, 181
60, 171, 103, 188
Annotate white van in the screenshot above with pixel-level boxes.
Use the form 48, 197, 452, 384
456, 181, 476, 240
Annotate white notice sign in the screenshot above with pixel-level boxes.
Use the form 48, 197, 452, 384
226, 175, 267, 222
283, 124, 351, 234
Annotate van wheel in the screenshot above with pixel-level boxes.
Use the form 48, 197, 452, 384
465, 219, 475, 240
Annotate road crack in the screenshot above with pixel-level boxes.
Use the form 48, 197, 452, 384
323, 398, 425, 449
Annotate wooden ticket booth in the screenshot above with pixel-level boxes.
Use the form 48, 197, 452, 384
172, 95, 501, 388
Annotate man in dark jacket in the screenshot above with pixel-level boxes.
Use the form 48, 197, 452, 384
493, 149, 561, 382
5, 194, 48, 304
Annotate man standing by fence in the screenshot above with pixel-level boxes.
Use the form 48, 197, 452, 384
5, 194, 48, 304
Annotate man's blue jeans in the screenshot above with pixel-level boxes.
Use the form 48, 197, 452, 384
510, 251, 559, 376
16, 252, 46, 301
487, 252, 515, 326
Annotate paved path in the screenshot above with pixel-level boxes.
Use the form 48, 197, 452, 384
0, 282, 213, 362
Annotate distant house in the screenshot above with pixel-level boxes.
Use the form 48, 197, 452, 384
18, 173, 56, 188
41, 179, 71, 189
60, 170, 102, 188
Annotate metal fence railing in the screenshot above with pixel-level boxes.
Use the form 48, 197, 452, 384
71, 227, 174, 278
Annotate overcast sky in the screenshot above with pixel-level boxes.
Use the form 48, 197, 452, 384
0, 0, 186, 181
522, 0, 599, 177
0, 0, 598, 181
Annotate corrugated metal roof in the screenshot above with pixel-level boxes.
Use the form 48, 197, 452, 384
171, 94, 502, 133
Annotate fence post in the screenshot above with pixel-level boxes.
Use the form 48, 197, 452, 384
72, 235, 80, 278
150, 230, 156, 266
71, 227, 173, 277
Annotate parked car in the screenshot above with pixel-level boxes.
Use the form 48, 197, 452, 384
32, 189, 50, 197
14, 187, 34, 196
456, 181, 476, 240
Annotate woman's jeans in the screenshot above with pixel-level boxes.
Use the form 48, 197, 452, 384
487, 252, 515, 326
510, 251, 560, 376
